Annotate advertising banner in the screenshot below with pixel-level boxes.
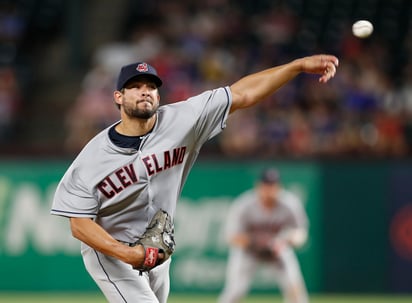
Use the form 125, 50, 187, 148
0, 160, 97, 291
0, 160, 321, 293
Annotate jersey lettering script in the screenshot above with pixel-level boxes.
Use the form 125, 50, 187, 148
97, 146, 187, 199
97, 164, 138, 198
142, 146, 186, 176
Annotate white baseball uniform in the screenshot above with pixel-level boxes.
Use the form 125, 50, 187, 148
219, 188, 309, 303
51, 87, 231, 303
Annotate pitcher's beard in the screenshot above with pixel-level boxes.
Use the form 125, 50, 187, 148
124, 103, 158, 119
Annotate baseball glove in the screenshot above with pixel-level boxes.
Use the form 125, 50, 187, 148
132, 209, 176, 272
248, 244, 274, 260
247, 234, 275, 261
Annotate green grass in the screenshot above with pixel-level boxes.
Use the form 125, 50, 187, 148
0, 293, 411, 303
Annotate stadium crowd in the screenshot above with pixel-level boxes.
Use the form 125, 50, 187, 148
2, 0, 412, 158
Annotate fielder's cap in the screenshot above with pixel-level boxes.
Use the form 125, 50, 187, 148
116, 62, 162, 90
259, 168, 280, 184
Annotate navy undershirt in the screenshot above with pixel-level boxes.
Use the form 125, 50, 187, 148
108, 125, 143, 150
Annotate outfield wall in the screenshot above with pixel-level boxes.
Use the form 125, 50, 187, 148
0, 159, 411, 293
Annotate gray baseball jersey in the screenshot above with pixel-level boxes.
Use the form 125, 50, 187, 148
51, 87, 231, 240
219, 188, 309, 303
225, 188, 308, 243
51, 87, 231, 303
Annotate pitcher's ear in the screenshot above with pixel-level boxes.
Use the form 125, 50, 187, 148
113, 90, 123, 108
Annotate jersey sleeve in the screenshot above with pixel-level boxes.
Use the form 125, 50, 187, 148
287, 192, 309, 230
51, 164, 98, 218
186, 86, 232, 145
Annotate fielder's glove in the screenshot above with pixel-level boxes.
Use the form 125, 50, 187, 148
133, 209, 176, 272
249, 244, 274, 260
247, 234, 275, 261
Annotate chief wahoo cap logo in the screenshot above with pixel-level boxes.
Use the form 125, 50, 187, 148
137, 63, 149, 72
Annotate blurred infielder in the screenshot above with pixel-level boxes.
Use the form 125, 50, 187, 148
51, 55, 338, 303
218, 168, 309, 303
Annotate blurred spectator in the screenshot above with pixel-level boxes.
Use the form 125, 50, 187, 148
64, 63, 119, 153
0, 67, 21, 141
64, 26, 167, 153
220, 108, 260, 157
0, 2, 26, 65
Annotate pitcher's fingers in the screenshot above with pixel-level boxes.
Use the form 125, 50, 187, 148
319, 62, 337, 83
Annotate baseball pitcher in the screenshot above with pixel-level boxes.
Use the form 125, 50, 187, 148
51, 55, 338, 303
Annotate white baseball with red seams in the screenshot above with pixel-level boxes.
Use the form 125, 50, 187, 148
352, 20, 374, 38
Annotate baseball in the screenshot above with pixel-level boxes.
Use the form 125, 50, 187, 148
352, 20, 373, 38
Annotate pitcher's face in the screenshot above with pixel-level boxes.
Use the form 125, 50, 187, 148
118, 78, 160, 119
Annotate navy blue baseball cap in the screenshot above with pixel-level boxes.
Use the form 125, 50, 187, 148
259, 168, 280, 184
116, 62, 162, 90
